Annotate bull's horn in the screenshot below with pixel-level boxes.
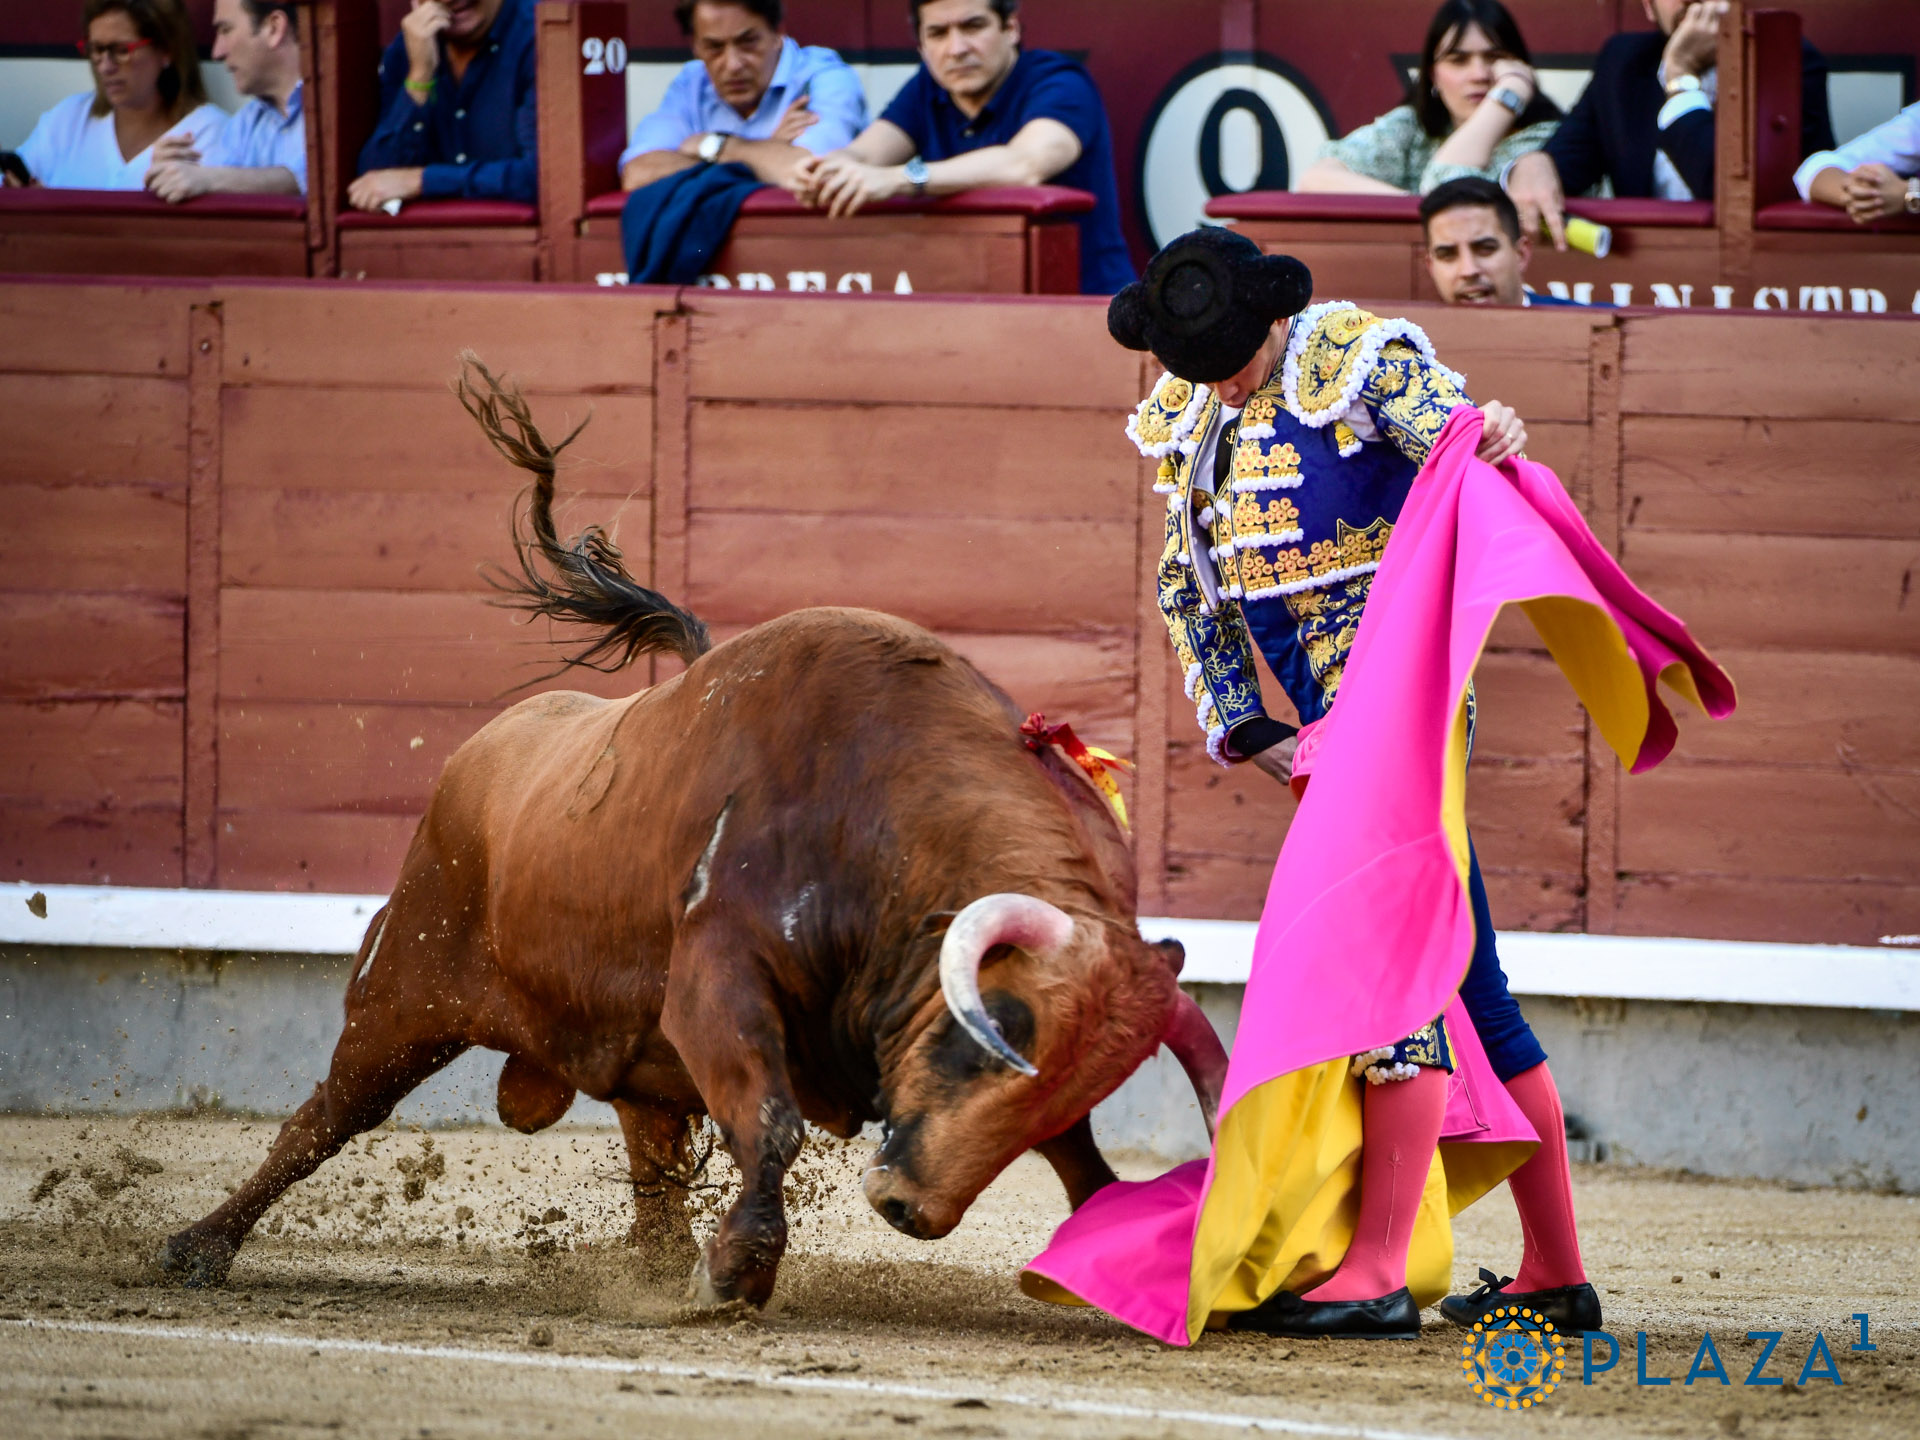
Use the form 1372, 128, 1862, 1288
938, 894, 1072, 1079
1163, 989, 1228, 1137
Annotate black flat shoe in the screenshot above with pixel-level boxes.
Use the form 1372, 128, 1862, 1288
1439, 1267, 1604, 1333
1228, 1286, 1420, 1340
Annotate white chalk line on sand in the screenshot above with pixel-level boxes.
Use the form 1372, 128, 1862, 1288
4, 1316, 1466, 1440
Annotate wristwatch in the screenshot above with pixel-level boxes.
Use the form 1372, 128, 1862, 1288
904, 155, 930, 198
1490, 87, 1525, 117
697, 132, 726, 164
1906, 175, 1920, 216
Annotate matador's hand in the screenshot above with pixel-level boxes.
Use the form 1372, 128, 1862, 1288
1248, 735, 1297, 785
1476, 401, 1527, 465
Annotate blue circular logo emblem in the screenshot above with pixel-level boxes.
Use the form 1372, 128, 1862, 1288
1460, 1307, 1566, 1410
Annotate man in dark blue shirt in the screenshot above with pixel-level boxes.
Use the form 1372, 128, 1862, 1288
795, 0, 1134, 294
351, 0, 536, 210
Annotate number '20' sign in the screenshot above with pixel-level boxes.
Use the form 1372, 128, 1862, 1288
582, 37, 628, 76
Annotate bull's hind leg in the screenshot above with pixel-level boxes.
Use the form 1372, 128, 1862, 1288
658, 928, 803, 1308
611, 1099, 701, 1278
158, 902, 472, 1287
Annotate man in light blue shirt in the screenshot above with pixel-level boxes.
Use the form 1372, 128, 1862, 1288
620, 0, 865, 196
1797, 102, 1920, 225
146, 0, 307, 202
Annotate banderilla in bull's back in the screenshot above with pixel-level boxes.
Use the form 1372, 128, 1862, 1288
157, 354, 1226, 1307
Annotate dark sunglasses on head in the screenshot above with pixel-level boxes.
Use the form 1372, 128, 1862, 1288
78, 38, 156, 66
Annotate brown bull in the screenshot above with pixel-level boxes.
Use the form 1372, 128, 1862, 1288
158, 359, 1226, 1305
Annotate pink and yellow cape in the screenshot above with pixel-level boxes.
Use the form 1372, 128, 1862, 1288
1021, 407, 1735, 1346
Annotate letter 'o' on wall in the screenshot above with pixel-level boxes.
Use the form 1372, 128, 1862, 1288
1140, 57, 1333, 248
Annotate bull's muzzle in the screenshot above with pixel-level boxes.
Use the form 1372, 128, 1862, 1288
861, 1162, 959, 1240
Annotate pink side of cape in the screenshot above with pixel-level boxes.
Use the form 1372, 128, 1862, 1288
1024, 409, 1734, 1346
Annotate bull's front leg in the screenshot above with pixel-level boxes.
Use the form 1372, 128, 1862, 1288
1035, 1115, 1119, 1211
659, 934, 803, 1308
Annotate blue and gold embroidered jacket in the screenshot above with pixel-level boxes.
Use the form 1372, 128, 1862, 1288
1129, 302, 1471, 763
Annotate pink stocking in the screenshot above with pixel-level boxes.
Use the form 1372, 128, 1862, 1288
1503, 1061, 1587, 1291
1303, 1065, 1447, 1302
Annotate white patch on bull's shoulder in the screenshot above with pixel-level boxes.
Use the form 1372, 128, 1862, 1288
682, 798, 733, 915
355, 912, 390, 985
780, 882, 819, 944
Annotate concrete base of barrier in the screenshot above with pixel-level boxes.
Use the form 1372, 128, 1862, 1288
4, 943, 1914, 1193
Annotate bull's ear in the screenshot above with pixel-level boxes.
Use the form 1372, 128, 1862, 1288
1152, 938, 1187, 976
914, 910, 957, 939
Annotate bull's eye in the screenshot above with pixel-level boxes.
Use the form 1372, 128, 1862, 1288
931, 989, 1036, 1081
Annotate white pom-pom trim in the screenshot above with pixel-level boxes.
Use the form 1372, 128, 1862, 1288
1232, 473, 1303, 492
1242, 559, 1381, 601
1182, 661, 1203, 701
1205, 724, 1233, 767
1232, 529, 1305, 550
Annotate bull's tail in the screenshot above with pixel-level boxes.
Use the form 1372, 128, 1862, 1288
456, 351, 712, 674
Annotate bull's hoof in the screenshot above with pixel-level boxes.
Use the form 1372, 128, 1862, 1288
156, 1229, 236, 1289
686, 1246, 776, 1310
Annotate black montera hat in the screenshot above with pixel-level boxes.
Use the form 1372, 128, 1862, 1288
1107, 227, 1313, 383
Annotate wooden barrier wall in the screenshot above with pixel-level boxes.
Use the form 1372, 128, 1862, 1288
2, 279, 1916, 945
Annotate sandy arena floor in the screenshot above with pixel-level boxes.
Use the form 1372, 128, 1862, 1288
0, 1116, 1912, 1440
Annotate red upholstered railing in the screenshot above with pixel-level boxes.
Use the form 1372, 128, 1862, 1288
1203, 191, 1715, 229
1756, 200, 1920, 232
334, 199, 541, 228
582, 184, 1096, 220
0, 188, 306, 221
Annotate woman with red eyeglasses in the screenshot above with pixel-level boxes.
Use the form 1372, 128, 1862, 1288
6, 0, 225, 190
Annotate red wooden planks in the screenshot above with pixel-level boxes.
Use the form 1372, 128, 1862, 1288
0, 699, 183, 810
0, 593, 184, 699
0, 484, 186, 595
683, 293, 1134, 410
0, 281, 196, 378
1622, 415, 1920, 539
0, 375, 188, 487
221, 386, 654, 497
218, 284, 668, 392
218, 701, 502, 812
1618, 530, 1920, 654
684, 512, 1136, 633
688, 401, 1132, 520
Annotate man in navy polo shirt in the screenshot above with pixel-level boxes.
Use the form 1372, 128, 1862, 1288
796, 0, 1135, 294
351, 0, 536, 210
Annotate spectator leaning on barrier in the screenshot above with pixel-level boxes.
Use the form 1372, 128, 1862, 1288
1419, 177, 1585, 307
5, 0, 225, 192
146, 0, 306, 202
353, 0, 535, 211
796, 0, 1136, 295
1300, 0, 1560, 196
1796, 101, 1920, 225
621, 0, 866, 196
1506, 0, 1835, 250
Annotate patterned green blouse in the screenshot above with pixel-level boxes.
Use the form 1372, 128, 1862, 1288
1316, 104, 1558, 194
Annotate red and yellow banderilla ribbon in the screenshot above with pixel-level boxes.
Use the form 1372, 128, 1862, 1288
1020, 712, 1134, 831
